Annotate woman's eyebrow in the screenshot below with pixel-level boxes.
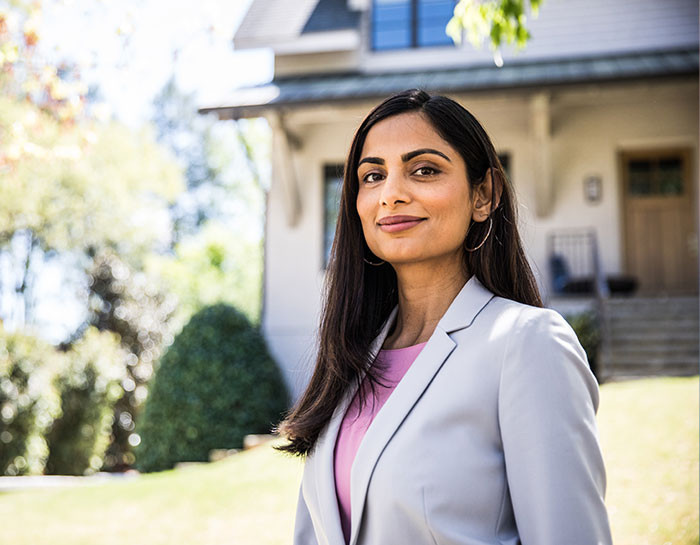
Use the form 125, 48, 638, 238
358, 157, 384, 166
401, 148, 451, 162
358, 148, 451, 167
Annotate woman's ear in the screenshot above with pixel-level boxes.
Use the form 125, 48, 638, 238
471, 168, 502, 222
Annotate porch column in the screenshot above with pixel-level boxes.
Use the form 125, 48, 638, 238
530, 92, 553, 217
267, 111, 302, 227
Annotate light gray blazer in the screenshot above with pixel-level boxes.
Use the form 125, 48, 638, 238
293, 275, 612, 545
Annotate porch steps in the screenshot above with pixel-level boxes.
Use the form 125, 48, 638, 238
601, 296, 699, 378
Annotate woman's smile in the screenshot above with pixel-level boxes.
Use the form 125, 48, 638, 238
377, 215, 427, 233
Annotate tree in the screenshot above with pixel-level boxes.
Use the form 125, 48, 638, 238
0, 1, 184, 472
148, 78, 270, 326
150, 77, 269, 246
447, 0, 543, 66
44, 327, 127, 475
134, 304, 288, 473
76, 249, 178, 471
145, 221, 263, 330
1, 0, 272, 473
0, 4, 183, 331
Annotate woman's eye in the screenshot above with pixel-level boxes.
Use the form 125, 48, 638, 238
362, 172, 384, 183
414, 166, 439, 176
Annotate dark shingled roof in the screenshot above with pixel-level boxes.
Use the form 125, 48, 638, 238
302, 0, 360, 33
201, 48, 699, 118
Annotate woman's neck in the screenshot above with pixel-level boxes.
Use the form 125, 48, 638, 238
383, 258, 469, 349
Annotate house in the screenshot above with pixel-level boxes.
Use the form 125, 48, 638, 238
202, 0, 699, 400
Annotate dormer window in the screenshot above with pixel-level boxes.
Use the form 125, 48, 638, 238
372, 0, 455, 50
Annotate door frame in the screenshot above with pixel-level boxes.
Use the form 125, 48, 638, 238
618, 146, 698, 294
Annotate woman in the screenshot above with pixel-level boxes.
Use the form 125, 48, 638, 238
276, 89, 612, 545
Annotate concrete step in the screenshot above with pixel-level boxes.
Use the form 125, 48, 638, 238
608, 314, 699, 324
610, 343, 698, 356
609, 330, 699, 344
605, 295, 698, 305
605, 296, 697, 307
603, 364, 698, 379
599, 295, 699, 379
608, 315, 699, 325
609, 318, 699, 332
602, 367, 699, 379
609, 352, 698, 365
605, 305, 698, 319
605, 353, 698, 368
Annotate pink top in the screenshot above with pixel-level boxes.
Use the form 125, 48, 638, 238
333, 342, 427, 544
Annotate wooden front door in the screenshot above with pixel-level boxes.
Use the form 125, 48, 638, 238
621, 149, 698, 295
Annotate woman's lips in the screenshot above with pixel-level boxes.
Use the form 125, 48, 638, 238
377, 216, 426, 233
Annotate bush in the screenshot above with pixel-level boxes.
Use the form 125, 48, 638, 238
44, 327, 127, 475
0, 329, 62, 475
134, 304, 289, 473
564, 311, 601, 381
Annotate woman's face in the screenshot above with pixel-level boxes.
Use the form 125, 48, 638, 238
356, 111, 474, 268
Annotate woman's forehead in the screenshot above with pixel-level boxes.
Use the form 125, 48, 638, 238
360, 112, 458, 162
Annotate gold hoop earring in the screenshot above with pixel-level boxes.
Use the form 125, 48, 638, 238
363, 257, 386, 266
465, 217, 493, 252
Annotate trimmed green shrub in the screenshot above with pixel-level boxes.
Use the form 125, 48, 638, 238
134, 303, 289, 473
0, 328, 62, 475
564, 311, 601, 380
44, 327, 127, 475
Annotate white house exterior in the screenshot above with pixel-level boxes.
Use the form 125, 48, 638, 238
203, 0, 699, 400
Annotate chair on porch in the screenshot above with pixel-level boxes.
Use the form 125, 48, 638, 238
547, 229, 638, 296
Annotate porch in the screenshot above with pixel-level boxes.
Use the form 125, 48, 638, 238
545, 229, 699, 381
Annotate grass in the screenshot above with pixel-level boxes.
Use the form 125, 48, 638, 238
0, 440, 305, 545
0, 376, 696, 544
597, 376, 698, 545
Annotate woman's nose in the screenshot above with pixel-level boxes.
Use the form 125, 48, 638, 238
380, 171, 410, 207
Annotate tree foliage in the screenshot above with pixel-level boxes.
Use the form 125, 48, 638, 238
0, 326, 61, 475
0, 1, 273, 475
447, 0, 543, 65
134, 304, 289, 473
44, 327, 127, 475
147, 78, 269, 327
74, 249, 178, 471
0, 1, 184, 473
0, 3, 184, 329
145, 221, 263, 329
150, 78, 269, 245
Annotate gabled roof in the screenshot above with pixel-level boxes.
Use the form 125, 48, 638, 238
234, 0, 320, 49
201, 48, 699, 119
302, 0, 360, 33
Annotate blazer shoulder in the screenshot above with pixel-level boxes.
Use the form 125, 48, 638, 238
481, 297, 591, 373
490, 297, 599, 409
488, 296, 574, 336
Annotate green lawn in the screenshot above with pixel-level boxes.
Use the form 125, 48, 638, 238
0, 376, 696, 545
598, 376, 698, 545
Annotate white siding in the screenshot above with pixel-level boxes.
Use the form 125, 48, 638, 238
263, 119, 359, 401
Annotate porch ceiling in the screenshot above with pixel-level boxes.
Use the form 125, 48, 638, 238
200, 48, 699, 119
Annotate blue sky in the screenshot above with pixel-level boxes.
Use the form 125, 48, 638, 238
40, 0, 273, 125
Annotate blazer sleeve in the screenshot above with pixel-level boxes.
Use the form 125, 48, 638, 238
293, 481, 319, 545
497, 307, 612, 545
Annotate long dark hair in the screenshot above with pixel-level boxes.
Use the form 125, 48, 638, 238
275, 89, 542, 457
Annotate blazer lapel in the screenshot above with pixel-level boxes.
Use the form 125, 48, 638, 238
310, 307, 399, 545
348, 275, 495, 545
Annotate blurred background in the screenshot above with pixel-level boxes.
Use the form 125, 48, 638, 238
0, 0, 697, 544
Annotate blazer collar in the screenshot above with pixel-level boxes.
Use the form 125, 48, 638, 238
310, 275, 495, 545
437, 274, 496, 333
